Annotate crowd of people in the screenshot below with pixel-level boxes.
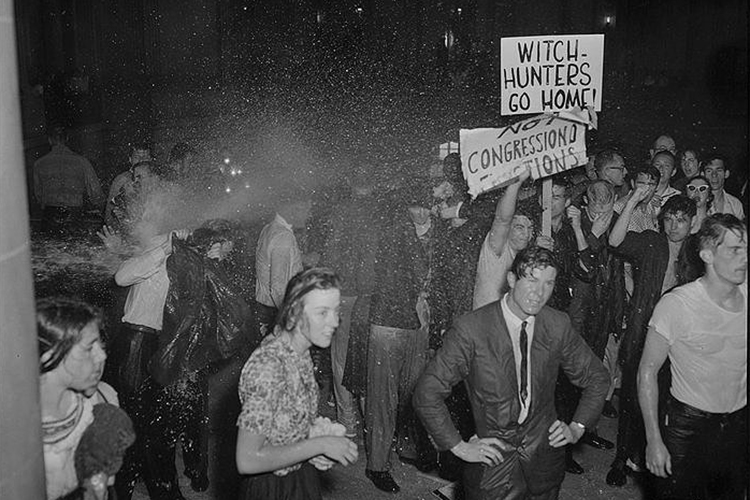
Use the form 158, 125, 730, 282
33, 126, 747, 500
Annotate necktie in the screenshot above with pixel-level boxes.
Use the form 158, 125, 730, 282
520, 321, 528, 405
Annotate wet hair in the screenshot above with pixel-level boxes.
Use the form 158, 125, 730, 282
37, 297, 103, 374
510, 245, 559, 279
634, 165, 661, 184
701, 153, 731, 173
168, 142, 196, 164
515, 197, 541, 234
585, 179, 616, 206
651, 150, 676, 167
678, 148, 700, 164
189, 219, 237, 253
593, 149, 623, 173
659, 195, 696, 225
276, 268, 341, 332
696, 214, 746, 254
683, 175, 713, 210
551, 174, 572, 196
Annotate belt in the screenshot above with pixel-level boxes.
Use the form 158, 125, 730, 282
123, 322, 159, 335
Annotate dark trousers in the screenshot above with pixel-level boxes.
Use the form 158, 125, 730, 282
111, 324, 159, 500
143, 371, 210, 500
654, 397, 747, 500
255, 302, 278, 337
463, 449, 563, 500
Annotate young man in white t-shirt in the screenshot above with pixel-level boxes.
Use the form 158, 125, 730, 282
638, 214, 747, 499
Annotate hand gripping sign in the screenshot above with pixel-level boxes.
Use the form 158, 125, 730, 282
459, 110, 594, 199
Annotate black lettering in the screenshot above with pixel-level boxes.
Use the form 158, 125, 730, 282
503, 68, 517, 89
468, 152, 479, 173
481, 149, 491, 170
541, 89, 554, 111
566, 39, 579, 61
566, 64, 580, 86
497, 121, 523, 140
521, 118, 541, 131
579, 62, 591, 85
513, 139, 522, 158
542, 154, 555, 175
555, 64, 566, 86
517, 41, 535, 63
492, 146, 504, 166
530, 65, 543, 86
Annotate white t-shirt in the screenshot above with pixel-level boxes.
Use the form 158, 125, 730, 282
649, 280, 747, 413
473, 235, 515, 310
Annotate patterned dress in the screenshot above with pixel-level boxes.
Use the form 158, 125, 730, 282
237, 333, 318, 476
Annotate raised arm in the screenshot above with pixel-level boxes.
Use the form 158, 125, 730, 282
609, 185, 650, 247
638, 326, 671, 478
486, 167, 531, 256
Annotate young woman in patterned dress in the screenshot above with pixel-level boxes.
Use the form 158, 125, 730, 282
235, 268, 359, 499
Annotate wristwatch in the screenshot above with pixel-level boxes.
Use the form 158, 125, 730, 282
571, 421, 586, 432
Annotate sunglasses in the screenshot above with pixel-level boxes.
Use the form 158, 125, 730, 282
687, 185, 709, 193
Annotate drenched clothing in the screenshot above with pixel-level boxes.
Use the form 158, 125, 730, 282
610, 229, 671, 470
708, 189, 745, 220
33, 144, 103, 209
650, 280, 747, 413
649, 281, 747, 499
569, 211, 626, 360
472, 237, 515, 310
237, 333, 318, 476
254, 214, 302, 310
414, 303, 609, 499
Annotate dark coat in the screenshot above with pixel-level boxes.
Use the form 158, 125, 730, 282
414, 301, 609, 496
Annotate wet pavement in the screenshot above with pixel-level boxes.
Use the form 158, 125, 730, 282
131, 359, 645, 500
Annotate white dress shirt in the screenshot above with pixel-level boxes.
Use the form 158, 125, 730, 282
500, 293, 536, 423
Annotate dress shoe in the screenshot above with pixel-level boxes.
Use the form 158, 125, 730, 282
565, 455, 584, 474
606, 461, 628, 487
366, 469, 400, 493
184, 468, 209, 492
580, 432, 614, 450
602, 400, 619, 418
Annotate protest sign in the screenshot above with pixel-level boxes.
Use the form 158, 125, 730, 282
460, 114, 587, 198
500, 34, 604, 115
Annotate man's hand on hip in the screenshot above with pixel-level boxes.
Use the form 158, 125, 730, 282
451, 435, 512, 466
548, 420, 584, 447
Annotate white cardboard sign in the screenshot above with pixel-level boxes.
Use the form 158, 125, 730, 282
500, 34, 604, 115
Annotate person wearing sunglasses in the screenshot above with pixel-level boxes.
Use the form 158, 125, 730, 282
685, 176, 713, 233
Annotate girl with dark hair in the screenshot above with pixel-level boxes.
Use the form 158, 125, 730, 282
684, 175, 713, 233
235, 268, 358, 500
38, 296, 128, 500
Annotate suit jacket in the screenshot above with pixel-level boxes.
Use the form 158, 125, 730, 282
414, 300, 609, 494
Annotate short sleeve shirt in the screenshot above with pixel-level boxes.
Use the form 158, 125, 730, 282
473, 235, 515, 310
237, 333, 318, 475
649, 280, 747, 413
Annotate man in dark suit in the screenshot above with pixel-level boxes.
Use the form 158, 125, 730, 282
414, 246, 609, 499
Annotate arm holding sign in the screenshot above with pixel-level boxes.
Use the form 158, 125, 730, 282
486, 167, 531, 256
609, 186, 651, 247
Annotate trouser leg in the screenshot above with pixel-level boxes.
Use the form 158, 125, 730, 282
182, 370, 210, 482
366, 324, 410, 471
331, 296, 359, 434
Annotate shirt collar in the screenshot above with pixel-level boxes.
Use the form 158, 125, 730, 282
274, 213, 293, 231
501, 293, 536, 330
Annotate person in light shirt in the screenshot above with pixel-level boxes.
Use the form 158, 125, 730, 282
638, 214, 747, 499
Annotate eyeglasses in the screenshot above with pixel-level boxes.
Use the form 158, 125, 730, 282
687, 185, 709, 193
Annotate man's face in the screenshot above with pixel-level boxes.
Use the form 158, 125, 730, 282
651, 153, 675, 187
585, 200, 614, 221
129, 148, 151, 166
509, 215, 534, 252
650, 135, 676, 157
703, 160, 728, 192
133, 164, 157, 191
507, 265, 557, 319
599, 155, 627, 187
550, 185, 569, 218
681, 151, 700, 179
299, 288, 341, 349
408, 206, 431, 226
634, 173, 658, 204
703, 229, 748, 285
662, 211, 692, 243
